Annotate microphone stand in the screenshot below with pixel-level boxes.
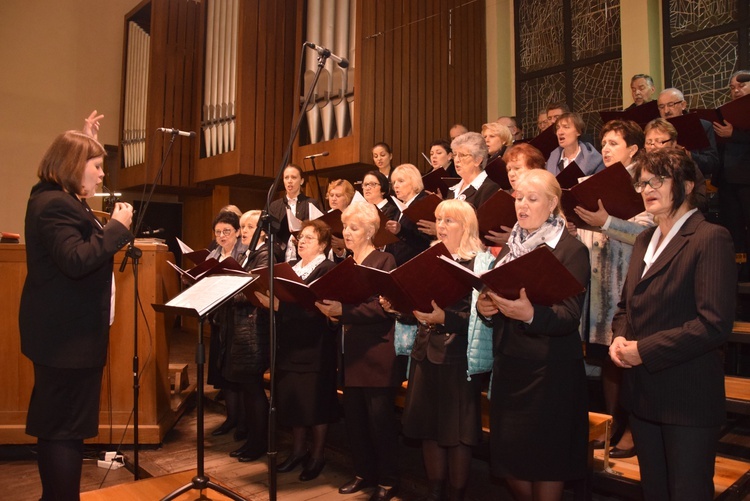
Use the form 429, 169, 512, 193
248, 47, 329, 501
119, 131, 179, 480
305, 156, 326, 207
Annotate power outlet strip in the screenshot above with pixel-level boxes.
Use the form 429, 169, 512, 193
97, 452, 124, 470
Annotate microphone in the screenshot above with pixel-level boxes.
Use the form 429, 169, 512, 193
157, 127, 196, 137
140, 228, 165, 237
305, 42, 349, 68
736, 74, 750, 83
304, 151, 330, 160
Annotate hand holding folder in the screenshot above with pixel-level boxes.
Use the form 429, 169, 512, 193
356, 242, 472, 314
561, 163, 644, 231
436, 246, 585, 306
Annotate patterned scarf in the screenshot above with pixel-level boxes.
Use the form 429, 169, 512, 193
496, 214, 565, 266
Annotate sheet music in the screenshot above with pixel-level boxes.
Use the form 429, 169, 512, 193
352, 190, 367, 204
308, 202, 324, 220
166, 274, 255, 317
286, 207, 302, 232
175, 237, 194, 254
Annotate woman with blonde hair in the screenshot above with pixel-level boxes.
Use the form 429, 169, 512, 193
383, 199, 493, 501
482, 121, 514, 162
315, 202, 404, 500
478, 169, 590, 501
385, 164, 433, 265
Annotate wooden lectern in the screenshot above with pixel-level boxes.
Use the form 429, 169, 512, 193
0, 241, 184, 444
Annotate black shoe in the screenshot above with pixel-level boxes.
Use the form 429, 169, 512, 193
238, 449, 265, 462
609, 446, 636, 459
277, 451, 309, 472
339, 476, 375, 494
370, 485, 398, 501
211, 421, 235, 436
299, 457, 325, 481
229, 442, 252, 458
591, 439, 606, 449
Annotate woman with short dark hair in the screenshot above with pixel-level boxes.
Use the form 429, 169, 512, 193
611, 148, 736, 500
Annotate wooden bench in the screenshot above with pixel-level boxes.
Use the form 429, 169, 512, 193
726, 375, 750, 415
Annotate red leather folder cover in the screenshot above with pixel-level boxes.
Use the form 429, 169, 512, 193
528, 124, 560, 159
247, 262, 302, 307
437, 246, 585, 307
667, 113, 710, 151
373, 209, 399, 248
477, 190, 517, 246
356, 242, 472, 314
599, 100, 660, 127
271, 257, 375, 311
317, 209, 344, 236
183, 248, 210, 265
422, 167, 453, 198
555, 161, 585, 189
402, 193, 443, 224
485, 156, 511, 190
561, 163, 644, 231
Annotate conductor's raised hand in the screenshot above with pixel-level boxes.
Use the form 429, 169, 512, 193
83, 110, 104, 140
110, 202, 133, 229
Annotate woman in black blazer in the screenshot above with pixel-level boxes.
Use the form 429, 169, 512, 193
316, 202, 405, 501
20, 126, 133, 500
477, 169, 590, 501
256, 219, 338, 481
610, 148, 736, 501
219, 210, 271, 462
268, 164, 324, 262
384, 164, 433, 265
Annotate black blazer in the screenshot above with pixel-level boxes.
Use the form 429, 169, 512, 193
269, 193, 324, 260
339, 250, 406, 387
276, 258, 337, 372
447, 175, 500, 210
490, 231, 591, 362
690, 119, 720, 178
19, 181, 133, 369
613, 211, 736, 426
385, 190, 433, 266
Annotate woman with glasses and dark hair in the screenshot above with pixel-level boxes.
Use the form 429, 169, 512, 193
206, 210, 250, 440
610, 148, 735, 500
361, 170, 400, 222
644, 118, 707, 212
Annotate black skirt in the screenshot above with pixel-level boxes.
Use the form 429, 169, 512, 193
490, 353, 588, 481
276, 369, 340, 427
401, 357, 483, 447
26, 364, 103, 440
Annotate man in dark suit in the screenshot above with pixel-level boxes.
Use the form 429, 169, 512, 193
657, 87, 720, 178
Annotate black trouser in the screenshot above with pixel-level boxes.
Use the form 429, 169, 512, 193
630, 413, 720, 501
343, 386, 400, 486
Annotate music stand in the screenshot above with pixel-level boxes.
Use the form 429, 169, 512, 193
153, 274, 257, 501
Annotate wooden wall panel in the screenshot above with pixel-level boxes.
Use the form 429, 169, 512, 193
118, 0, 199, 191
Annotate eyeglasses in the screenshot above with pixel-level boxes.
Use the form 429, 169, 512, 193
362, 182, 380, 188
633, 175, 668, 193
298, 233, 318, 242
454, 152, 474, 162
645, 138, 673, 148
657, 100, 684, 111
214, 228, 234, 236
